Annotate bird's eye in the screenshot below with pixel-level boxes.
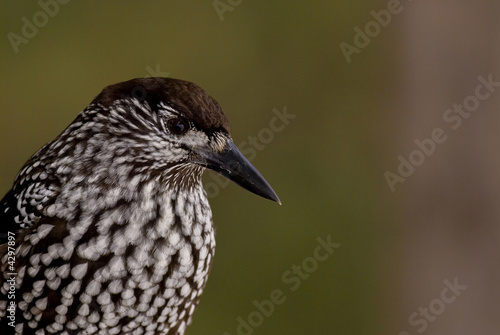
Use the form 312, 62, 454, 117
167, 118, 189, 135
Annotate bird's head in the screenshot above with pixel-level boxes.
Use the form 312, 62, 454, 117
61, 77, 280, 203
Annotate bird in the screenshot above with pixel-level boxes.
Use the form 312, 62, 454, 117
0, 77, 280, 335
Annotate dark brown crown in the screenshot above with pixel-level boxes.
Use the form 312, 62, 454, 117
93, 77, 230, 134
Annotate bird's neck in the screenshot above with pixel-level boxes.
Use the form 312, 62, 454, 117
38, 155, 209, 248
52, 173, 211, 238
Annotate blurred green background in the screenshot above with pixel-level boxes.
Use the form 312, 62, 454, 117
1, 1, 499, 335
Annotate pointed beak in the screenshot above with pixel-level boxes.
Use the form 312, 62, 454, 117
192, 138, 281, 204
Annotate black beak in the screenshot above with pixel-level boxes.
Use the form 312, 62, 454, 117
192, 138, 281, 204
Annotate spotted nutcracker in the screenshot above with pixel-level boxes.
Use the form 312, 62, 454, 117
0, 78, 280, 335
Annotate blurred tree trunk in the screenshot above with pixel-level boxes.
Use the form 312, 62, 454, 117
396, 2, 500, 335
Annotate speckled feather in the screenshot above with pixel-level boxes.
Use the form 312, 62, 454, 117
0, 78, 232, 335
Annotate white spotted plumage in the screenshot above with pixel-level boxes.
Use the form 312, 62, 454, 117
0, 77, 279, 335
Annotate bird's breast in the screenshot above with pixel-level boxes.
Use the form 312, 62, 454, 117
1, 183, 216, 334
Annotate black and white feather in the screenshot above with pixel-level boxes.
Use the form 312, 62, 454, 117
0, 78, 279, 335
